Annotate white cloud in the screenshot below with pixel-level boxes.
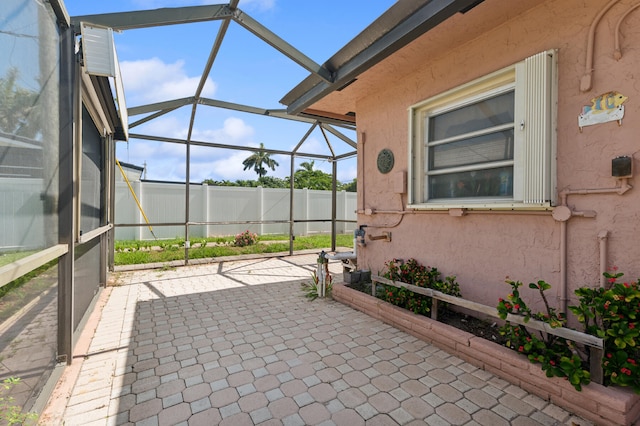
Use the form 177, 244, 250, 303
204, 151, 256, 181
122, 115, 263, 181
120, 57, 216, 105
133, 116, 187, 139
195, 150, 289, 182
191, 117, 255, 143
134, 115, 254, 144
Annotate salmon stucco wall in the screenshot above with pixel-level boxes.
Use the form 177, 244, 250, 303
352, 0, 640, 316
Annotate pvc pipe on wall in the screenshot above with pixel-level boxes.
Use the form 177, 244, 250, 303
559, 220, 568, 313
598, 230, 609, 288
556, 178, 632, 313
614, 2, 640, 60
581, 0, 620, 91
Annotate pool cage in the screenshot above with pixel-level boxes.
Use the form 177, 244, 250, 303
0, 0, 357, 416
72, 2, 359, 265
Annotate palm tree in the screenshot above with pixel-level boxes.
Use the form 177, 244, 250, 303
294, 160, 333, 190
242, 143, 279, 179
299, 161, 315, 172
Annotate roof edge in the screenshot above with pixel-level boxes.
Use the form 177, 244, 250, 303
281, 0, 483, 116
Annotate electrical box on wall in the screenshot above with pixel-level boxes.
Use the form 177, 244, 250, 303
612, 156, 632, 178
393, 171, 407, 194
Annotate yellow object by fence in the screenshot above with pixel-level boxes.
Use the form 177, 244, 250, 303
116, 159, 157, 240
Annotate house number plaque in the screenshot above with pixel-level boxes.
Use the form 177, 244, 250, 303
377, 149, 394, 174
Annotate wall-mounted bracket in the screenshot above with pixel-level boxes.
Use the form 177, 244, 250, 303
368, 231, 391, 242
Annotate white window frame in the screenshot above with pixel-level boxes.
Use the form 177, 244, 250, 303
408, 49, 557, 210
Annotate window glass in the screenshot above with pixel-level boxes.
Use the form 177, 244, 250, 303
429, 91, 514, 141
426, 90, 514, 200
429, 129, 514, 170
81, 106, 104, 234
428, 166, 513, 199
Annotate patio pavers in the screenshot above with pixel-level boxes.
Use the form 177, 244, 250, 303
43, 254, 592, 425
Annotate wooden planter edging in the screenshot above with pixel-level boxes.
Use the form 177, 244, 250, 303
370, 274, 606, 383
332, 283, 640, 426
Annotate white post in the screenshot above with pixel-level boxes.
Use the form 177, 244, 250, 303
258, 186, 264, 236
305, 188, 309, 236
203, 183, 209, 238
342, 190, 347, 234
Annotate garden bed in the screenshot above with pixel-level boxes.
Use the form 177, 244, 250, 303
347, 280, 505, 344
332, 282, 640, 426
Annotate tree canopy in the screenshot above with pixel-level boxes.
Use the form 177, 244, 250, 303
242, 143, 279, 179
203, 159, 356, 192
293, 161, 333, 190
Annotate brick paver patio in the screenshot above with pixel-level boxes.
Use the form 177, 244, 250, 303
41, 254, 591, 425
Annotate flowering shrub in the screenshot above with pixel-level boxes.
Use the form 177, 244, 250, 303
380, 258, 461, 316
234, 230, 258, 247
570, 270, 640, 392
497, 279, 590, 391
498, 270, 640, 393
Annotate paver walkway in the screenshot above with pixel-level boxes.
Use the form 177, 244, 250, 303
42, 254, 591, 425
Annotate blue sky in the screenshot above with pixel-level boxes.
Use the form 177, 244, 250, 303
62, 0, 396, 183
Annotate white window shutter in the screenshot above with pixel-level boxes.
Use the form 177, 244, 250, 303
80, 23, 129, 140
80, 23, 117, 77
518, 49, 557, 204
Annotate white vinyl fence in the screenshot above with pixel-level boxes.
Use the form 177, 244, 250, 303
114, 182, 357, 241
0, 178, 51, 251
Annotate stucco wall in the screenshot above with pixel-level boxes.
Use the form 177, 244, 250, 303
353, 0, 640, 315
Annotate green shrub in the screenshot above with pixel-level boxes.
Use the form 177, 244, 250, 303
497, 279, 590, 391
0, 378, 37, 425
570, 270, 639, 392
379, 258, 461, 316
498, 270, 640, 393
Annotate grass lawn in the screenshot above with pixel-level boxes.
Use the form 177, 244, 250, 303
0, 234, 352, 311
114, 233, 353, 266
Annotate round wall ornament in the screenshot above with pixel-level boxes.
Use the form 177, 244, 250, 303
377, 148, 394, 174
